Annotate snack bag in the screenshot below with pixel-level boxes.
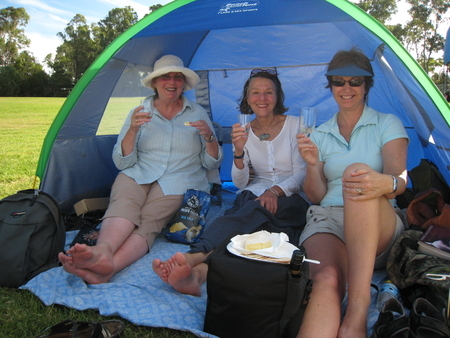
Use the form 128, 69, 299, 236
165, 189, 211, 244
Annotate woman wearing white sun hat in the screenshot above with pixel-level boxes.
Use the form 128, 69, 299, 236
59, 55, 223, 284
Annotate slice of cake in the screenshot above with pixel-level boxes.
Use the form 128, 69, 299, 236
245, 234, 272, 251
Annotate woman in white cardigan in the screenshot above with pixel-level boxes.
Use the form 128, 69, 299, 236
153, 69, 309, 296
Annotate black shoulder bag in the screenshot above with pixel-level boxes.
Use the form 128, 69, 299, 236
203, 233, 312, 338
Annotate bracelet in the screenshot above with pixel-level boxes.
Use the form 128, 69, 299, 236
389, 175, 398, 194
233, 151, 245, 159
267, 187, 280, 197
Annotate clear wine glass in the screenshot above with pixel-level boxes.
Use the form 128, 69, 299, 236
140, 99, 152, 116
140, 98, 152, 127
299, 107, 317, 136
239, 113, 252, 133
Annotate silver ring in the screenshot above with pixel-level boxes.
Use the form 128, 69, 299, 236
356, 188, 363, 195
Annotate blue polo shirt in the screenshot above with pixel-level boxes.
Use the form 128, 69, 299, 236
311, 105, 409, 207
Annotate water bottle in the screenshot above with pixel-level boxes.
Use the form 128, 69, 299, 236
289, 249, 304, 278
376, 280, 400, 311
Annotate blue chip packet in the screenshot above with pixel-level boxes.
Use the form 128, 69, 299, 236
165, 189, 211, 244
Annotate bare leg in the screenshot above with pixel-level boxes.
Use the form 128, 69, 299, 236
296, 234, 347, 338
59, 217, 148, 284
338, 164, 397, 338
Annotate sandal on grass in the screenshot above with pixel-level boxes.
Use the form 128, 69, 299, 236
410, 298, 450, 338
36, 319, 125, 338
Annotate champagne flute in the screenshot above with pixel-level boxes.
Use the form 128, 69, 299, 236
239, 113, 252, 133
140, 98, 152, 117
140, 98, 152, 127
299, 107, 317, 136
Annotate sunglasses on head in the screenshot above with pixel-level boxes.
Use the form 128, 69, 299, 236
330, 77, 365, 87
251, 68, 278, 76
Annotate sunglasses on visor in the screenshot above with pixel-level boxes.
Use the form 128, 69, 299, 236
251, 68, 278, 76
330, 77, 365, 87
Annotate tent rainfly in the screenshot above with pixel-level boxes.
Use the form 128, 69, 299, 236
36, 0, 450, 213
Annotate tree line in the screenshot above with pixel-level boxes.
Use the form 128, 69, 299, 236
0, 1, 448, 97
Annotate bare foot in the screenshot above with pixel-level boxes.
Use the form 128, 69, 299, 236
153, 253, 184, 283
152, 258, 170, 283
167, 252, 202, 297
58, 252, 73, 265
58, 244, 115, 284
66, 243, 114, 276
59, 253, 114, 284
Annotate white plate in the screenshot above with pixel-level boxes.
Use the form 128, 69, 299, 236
227, 241, 299, 264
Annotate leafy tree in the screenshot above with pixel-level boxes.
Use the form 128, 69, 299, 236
0, 7, 30, 67
93, 6, 138, 51
14, 51, 50, 96
385, 23, 409, 44
149, 4, 163, 12
403, 0, 449, 74
353, 0, 398, 24
0, 65, 20, 95
54, 14, 97, 84
352, 0, 449, 81
45, 52, 76, 96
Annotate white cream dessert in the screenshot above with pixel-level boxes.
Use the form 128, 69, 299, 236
244, 234, 272, 251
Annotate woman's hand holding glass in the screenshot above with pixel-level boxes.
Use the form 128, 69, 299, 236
297, 133, 319, 166
231, 122, 248, 155
133, 99, 153, 128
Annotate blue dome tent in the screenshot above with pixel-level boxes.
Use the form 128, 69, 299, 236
35, 0, 450, 213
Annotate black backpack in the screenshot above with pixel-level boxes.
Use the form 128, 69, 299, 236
396, 158, 450, 210
0, 189, 65, 288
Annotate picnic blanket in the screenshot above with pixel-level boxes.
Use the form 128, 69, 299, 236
21, 186, 388, 337
22, 230, 217, 337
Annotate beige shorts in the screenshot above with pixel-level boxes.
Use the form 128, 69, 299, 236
103, 173, 184, 247
298, 205, 405, 270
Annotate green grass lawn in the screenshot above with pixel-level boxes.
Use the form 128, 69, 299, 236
0, 97, 196, 338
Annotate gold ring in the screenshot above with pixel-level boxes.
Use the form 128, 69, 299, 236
356, 188, 363, 195
135, 119, 138, 122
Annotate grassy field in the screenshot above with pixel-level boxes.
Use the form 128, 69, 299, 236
0, 97, 196, 338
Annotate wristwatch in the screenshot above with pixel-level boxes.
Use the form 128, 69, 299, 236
205, 134, 216, 143
233, 152, 245, 159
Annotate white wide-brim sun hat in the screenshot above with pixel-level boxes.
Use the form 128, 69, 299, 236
141, 55, 200, 91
